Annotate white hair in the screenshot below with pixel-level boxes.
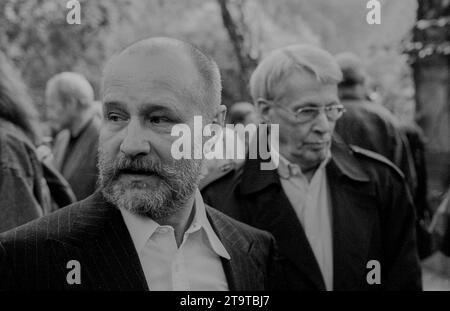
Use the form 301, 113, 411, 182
249, 44, 343, 101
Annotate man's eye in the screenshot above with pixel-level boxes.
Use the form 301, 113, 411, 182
149, 116, 171, 124
107, 113, 126, 122
298, 108, 317, 116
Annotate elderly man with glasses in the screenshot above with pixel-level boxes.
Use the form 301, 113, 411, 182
202, 44, 421, 291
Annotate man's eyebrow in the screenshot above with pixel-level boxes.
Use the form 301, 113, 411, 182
138, 104, 173, 114
138, 104, 185, 121
138, 103, 184, 123
326, 101, 340, 107
293, 102, 321, 109
103, 101, 127, 112
293, 100, 339, 109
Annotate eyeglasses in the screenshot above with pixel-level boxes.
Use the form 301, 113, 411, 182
263, 99, 346, 123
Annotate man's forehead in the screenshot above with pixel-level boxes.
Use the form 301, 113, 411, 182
103, 84, 186, 107
104, 48, 195, 80
279, 71, 337, 93
102, 49, 201, 103
273, 77, 338, 108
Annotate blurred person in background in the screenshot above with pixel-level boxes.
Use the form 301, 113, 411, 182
334, 52, 432, 259
228, 101, 259, 126
400, 121, 433, 257
199, 101, 259, 190
46, 72, 101, 201
228, 101, 259, 154
0, 51, 52, 232
335, 52, 417, 191
430, 186, 450, 257
199, 126, 246, 190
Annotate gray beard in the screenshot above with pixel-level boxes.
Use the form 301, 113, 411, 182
97, 151, 202, 220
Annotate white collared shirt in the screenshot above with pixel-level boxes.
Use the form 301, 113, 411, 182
272, 147, 334, 291
120, 189, 230, 291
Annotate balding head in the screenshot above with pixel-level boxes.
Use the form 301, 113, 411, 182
45, 72, 95, 131
46, 72, 94, 109
102, 37, 222, 120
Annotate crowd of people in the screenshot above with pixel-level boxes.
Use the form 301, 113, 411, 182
0, 37, 449, 290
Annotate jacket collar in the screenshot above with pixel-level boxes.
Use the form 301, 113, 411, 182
239, 135, 370, 194
328, 135, 370, 183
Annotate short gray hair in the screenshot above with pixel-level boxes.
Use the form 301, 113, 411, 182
46, 72, 94, 108
249, 44, 342, 101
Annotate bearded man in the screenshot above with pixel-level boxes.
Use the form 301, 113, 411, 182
0, 37, 280, 291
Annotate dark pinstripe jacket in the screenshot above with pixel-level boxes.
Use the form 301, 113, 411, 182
0, 191, 280, 291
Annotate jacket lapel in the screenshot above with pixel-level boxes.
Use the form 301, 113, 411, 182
238, 158, 326, 290
54, 191, 148, 290
206, 207, 264, 291
328, 140, 377, 290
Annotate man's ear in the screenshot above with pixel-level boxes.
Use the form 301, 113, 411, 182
255, 98, 271, 124
212, 104, 227, 127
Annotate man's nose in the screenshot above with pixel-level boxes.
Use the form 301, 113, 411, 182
312, 109, 332, 134
120, 119, 151, 157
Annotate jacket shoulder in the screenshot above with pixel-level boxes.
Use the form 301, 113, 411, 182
350, 144, 404, 179
0, 200, 83, 245
0, 122, 37, 170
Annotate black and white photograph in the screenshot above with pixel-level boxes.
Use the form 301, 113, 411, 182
0, 0, 449, 300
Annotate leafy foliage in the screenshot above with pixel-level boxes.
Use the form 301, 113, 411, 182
0, 0, 417, 118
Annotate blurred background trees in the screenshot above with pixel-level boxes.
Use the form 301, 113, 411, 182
0, 0, 417, 112
406, 0, 450, 209
2, 0, 449, 205
0, 0, 128, 114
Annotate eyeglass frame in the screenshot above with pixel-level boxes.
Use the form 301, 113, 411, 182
258, 97, 346, 123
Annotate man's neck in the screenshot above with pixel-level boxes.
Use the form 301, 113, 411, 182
302, 164, 320, 182
277, 147, 325, 183
156, 195, 196, 248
